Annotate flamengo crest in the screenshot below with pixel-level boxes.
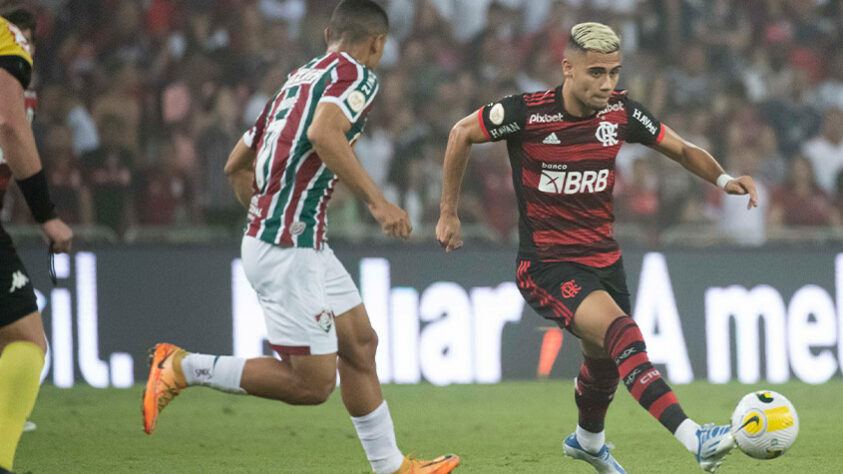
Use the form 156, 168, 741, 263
595, 121, 619, 147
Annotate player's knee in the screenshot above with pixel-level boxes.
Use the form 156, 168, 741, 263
359, 328, 378, 357
303, 378, 336, 405
339, 328, 378, 369
31, 332, 47, 355
9, 314, 48, 355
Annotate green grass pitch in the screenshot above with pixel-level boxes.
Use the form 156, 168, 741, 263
16, 380, 843, 473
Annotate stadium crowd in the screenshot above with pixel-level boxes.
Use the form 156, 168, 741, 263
2, 0, 841, 246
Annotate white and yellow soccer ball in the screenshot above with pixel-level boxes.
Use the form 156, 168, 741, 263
730, 390, 799, 459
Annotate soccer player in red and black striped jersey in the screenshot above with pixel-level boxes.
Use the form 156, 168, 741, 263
437, 22, 758, 473
143, 2, 458, 473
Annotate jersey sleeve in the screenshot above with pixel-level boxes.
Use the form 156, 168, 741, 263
0, 18, 33, 89
624, 97, 665, 146
242, 99, 274, 151
319, 60, 379, 124
478, 94, 527, 141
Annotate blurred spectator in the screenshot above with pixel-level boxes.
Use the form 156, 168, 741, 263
92, 60, 142, 153
692, 0, 751, 76
466, 142, 516, 242
136, 140, 194, 226
196, 87, 241, 228
43, 124, 89, 224
100, 0, 150, 65
616, 156, 660, 241
661, 42, 713, 110
835, 170, 843, 217
814, 51, 843, 111
762, 68, 821, 156
34, 83, 99, 156
769, 155, 840, 228
802, 108, 843, 194
715, 146, 769, 246
81, 115, 135, 234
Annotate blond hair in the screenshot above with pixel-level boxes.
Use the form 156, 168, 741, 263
569, 22, 620, 54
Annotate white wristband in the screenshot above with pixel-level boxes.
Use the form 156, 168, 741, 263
716, 173, 734, 190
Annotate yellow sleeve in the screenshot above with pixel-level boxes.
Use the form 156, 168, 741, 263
0, 17, 33, 89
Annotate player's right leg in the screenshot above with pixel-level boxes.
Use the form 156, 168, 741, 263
143, 237, 343, 434
570, 291, 734, 472
143, 342, 339, 433
0, 239, 47, 473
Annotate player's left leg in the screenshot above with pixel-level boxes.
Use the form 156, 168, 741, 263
326, 244, 458, 474
334, 304, 459, 474
0, 311, 47, 472
570, 291, 734, 471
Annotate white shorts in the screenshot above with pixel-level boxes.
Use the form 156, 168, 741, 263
240, 236, 362, 356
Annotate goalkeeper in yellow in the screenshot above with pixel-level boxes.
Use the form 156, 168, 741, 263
0, 14, 72, 474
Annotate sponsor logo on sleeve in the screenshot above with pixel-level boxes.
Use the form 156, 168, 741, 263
489, 103, 505, 125
359, 73, 377, 96
6, 22, 31, 55
632, 108, 659, 136
347, 90, 367, 113
489, 122, 520, 139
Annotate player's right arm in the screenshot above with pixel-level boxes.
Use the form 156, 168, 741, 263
438, 95, 525, 252
0, 64, 72, 252
436, 111, 490, 252
307, 102, 411, 240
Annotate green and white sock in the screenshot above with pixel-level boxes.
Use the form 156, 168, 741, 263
181, 353, 247, 394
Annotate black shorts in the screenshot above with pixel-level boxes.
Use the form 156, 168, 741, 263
0, 228, 38, 327
515, 256, 631, 328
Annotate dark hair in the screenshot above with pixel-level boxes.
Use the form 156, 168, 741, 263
326, 0, 388, 45
1, 4, 36, 38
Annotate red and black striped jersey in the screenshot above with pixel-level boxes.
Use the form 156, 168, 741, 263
478, 86, 665, 268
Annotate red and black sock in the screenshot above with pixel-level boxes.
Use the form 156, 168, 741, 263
604, 316, 688, 433
575, 356, 619, 433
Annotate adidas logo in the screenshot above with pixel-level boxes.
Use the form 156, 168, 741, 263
542, 133, 561, 145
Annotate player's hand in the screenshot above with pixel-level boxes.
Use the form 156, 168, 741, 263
368, 199, 412, 240
724, 176, 758, 210
41, 218, 73, 254
436, 213, 463, 252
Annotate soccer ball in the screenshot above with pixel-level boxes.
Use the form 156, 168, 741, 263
730, 390, 799, 460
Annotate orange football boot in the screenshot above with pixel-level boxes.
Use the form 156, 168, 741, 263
391, 454, 460, 473
142, 343, 188, 434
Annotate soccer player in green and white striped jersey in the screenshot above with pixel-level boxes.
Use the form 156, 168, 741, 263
142, 2, 459, 473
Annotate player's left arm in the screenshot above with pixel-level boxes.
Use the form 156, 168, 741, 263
652, 126, 758, 210
224, 137, 256, 209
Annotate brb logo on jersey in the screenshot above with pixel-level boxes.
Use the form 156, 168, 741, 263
595, 121, 619, 147
538, 163, 610, 195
